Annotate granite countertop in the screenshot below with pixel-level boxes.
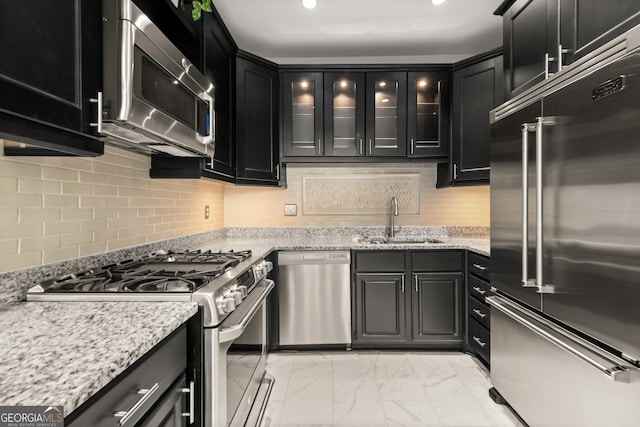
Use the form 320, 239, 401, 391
198, 235, 490, 258
0, 301, 198, 415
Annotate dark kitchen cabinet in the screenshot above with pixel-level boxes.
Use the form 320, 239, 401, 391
235, 54, 281, 185
0, 0, 103, 156
282, 72, 324, 156
365, 72, 407, 157
449, 51, 503, 184
354, 273, 408, 343
559, 0, 640, 62
66, 324, 197, 427
323, 72, 366, 156
352, 250, 464, 348
201, 10, 237, 182
466, 252, 491, 367
497, 0, 640, 99
497, 0, 559, 99
407, 70, 451, 159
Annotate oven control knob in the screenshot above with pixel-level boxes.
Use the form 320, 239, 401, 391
237, 285, 248, 298
217, 296, 236, 314
230, 291, 242, 305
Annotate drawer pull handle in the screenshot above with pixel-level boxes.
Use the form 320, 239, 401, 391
472, 308, 487, 318
472, 286, 486, 295
472, 263, 487, 271
114, 383, 159, 425
180, 381, 195, 424
473, 336, 487, 347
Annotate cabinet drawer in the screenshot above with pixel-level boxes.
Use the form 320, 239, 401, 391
468, 296, 490, 329
411, 250, 462, 272
468, 252, 490, 281
354, 251, 405, 272
67, 326, 187, 427
468, 275, 491, 301
468, 317, 490, 363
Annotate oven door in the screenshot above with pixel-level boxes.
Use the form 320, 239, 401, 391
204, 279, 274, 427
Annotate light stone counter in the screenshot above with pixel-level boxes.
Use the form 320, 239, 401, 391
198, 235, 490, 258
0, 301, 198, 416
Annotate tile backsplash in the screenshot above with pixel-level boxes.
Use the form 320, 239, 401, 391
224, 163, 490, 227
0, 141, 224, 273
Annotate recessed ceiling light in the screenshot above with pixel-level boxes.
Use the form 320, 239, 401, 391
340, 80, 348, 88
432, 0, 446, 4
300, 81, 309, 88
418, 80, 428, 87
379, 81, 387, 87
302, 0, 317, 9
381, 98, 390, 103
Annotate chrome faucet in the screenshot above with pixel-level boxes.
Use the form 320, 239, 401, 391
389, 196, 399, 238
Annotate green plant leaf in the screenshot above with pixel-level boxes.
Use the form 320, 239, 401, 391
201, 0, 213, 12
192, 1, 202, 20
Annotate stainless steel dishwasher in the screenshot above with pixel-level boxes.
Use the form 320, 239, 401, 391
278, 251, 351, 347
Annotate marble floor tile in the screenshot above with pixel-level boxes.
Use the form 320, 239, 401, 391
262, 351, 525, 427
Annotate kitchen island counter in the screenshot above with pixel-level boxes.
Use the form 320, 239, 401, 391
0, 301, 198, 415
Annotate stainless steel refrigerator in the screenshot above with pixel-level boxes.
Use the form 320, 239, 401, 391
488, 24, 640, 426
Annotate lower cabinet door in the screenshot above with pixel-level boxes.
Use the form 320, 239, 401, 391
354, 273, 408, 343
411, 272, 464, 343
138, 375, 190, 427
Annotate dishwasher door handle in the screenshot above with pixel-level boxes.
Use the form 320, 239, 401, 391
302, 254, 326, 261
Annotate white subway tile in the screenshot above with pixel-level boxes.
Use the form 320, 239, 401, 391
43, 194, 79, 208
42, 166, 78, 182
43, 246, 79, 264
0, 223, 43, 239
0, 239, 18, 256
0, 208, 19, 224
21, 235, 61, 252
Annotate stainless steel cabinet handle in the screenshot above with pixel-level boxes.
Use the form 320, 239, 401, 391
473, 336, 487, 347
180, 381, 195, 424
472, 263, 486, 271
487, 296, 632, 382
114, 383, 159, 425
410, 138, 415, 155
89, 91, 103, 133
359, 138, 363, 155
400, 275, 405, 293
369, 139, 373, 154
453, 163, 458, 180
544, 53, 556, 79
472, 286, 486, 295
318, 139, 322, 155
276, 164, 280, 180
414, 274, 418, 293
472, 308, 487, 318
558, 44, 569, 71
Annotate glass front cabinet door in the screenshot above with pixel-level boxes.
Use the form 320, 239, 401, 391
323, 72, 366, 156
407, 71, 450, 159
365, 72, 407, 157
282, 72, 324, 156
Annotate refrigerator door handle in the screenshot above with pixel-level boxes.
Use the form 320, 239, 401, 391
521, 123, 537, 288
487, 296, 634, 383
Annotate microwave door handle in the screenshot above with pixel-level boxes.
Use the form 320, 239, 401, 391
218, 280, 274, 343
202, 96, 215, 146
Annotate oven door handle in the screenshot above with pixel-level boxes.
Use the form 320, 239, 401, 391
218, 279, 274, 343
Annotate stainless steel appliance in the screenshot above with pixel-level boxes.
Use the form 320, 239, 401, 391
99, 0, 215, 157
489, 24, 640, 426
27, 249, 274, 427
278, 251, 351, 347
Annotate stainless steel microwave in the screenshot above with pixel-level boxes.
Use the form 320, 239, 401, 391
99, 0, 215, 157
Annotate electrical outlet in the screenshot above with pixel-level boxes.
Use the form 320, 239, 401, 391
284, 204, 297, 216
204, 205, 210, 219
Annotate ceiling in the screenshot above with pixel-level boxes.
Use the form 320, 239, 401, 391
213, 0, 504, 65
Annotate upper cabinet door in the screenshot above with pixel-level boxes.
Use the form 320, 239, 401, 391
324, 72, 366, 156
501, 0, 559, 98
282, 72, 324, 157
451, 55, 503, 183
407, 71, 450, 159
365, 72, 407, 157
236, 56, 280, 185
0, 0, 103, 155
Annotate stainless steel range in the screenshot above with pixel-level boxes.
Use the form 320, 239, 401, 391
27, 249, 275, 427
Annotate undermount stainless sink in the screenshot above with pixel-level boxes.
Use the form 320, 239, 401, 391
356, 236, 444, 245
